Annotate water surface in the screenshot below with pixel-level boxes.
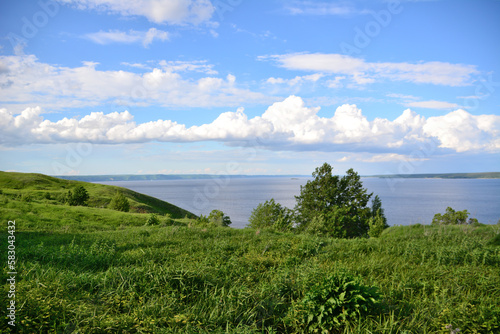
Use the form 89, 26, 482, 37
100, 177, 500, 228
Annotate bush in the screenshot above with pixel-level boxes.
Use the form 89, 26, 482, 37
432, 207, 476, 225
368, 211, 386, 238
304, 209, 349, 238
66, 185, 89, 206
109, 191, 130, 212
371, 195, 388, 227
298, 271, 381, 332
146, 213, 160, 226
164, 213, 174, 225
195, 214, 210, 227
208, 209, 232, 227
248, 198, 294, 232
193, 210, 232, 228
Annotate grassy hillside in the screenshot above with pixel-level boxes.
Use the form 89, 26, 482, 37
0, 171, 196, 221
1, 172, 499, 333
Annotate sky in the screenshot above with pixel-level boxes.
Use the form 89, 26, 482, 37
0, 0, 499, 176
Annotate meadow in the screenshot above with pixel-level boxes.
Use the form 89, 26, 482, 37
1, 172, 499, 333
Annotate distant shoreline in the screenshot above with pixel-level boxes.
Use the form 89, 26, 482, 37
368, 172, 500, 179
53, 172, 500, 182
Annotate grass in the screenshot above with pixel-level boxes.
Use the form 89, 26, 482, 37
0, 171, 196, 219
1, 172, 499, 333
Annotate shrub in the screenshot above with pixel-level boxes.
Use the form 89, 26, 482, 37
303, 210, 348, 238
195, 214, 210, 227
371, 195, 388, 227
109, 191, 130, 212
298, 271, 381, 332
208, 209, 232, 227
146, 213, 160, 226
66, 185, 89, 206
432, 207, 476, 225
164, 213, 174, 225
248, 198, 294, 232
368, 210, 386, 238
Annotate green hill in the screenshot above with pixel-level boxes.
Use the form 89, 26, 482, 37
0, 171, 196, 232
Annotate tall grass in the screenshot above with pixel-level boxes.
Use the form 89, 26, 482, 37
1, 223, 499, 333
1, 172, 499, 333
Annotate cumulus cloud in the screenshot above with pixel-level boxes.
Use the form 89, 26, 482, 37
423, 110, 500, 152
59, 0, 214, 25
260, 53, 479, 86
0, 55, 269, 110
85, 28, 169, 47
1, 96, 499, 154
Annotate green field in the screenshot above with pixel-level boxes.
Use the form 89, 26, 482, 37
1, 172, 499, 333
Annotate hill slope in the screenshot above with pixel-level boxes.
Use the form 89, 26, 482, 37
0, 171, 196, 231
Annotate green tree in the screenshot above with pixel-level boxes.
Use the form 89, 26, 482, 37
248, 198, 294, 232
368, 211, 386, 238
295, 163, 373, 238
432, 207, 473, 225
208, 209, 232, 227
368, 195, 389, 237
66, 185, 89, 206
109, 191, 130, 212
371, 195, 388, 227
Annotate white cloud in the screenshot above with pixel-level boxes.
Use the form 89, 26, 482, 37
2, 96, 499, 154
159, 60, 218, 74
326, 76, 346, 88
283, 1, 360, 16
386, 93, 419, 100
261, 53, 479, 86
266, 73, 324, 86
423, 109, 500, 152
337, 152, 429, 163
85, 28, 169, 47
0, 55, 269, 110
60, 0, 215, 25
405, 100, 460, 110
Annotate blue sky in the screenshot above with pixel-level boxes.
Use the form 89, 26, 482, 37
0, 0, 499, 176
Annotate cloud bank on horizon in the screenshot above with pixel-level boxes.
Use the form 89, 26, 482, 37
0, 0, 499, 175
2, 95, 499, 155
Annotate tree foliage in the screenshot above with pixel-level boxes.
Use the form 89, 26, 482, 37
371, 195, 387, 227
208, 209, 232, 227
109, 191, 130, 212
195, 210, 232, 227
368, 195, 389, 237
432, 207, 477, 225
248, 198, 294, 232
66, 185, 89, 206
368, 211, 386, 238
294, 163, 373, 238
